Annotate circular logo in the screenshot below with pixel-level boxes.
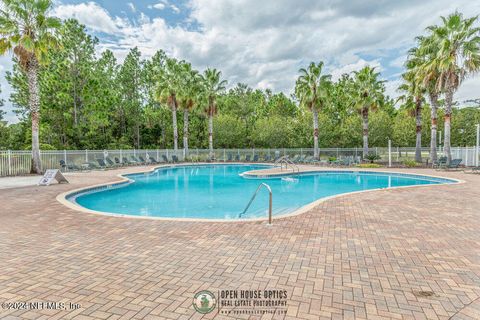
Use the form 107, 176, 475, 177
193, 290, 216, 314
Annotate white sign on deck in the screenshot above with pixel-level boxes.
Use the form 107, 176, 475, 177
38, 169, 69, 186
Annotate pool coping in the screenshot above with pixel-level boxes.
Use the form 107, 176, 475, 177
56, 163, 464, 223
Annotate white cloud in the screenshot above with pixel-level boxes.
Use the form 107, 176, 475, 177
51, 2, 127, 34
149, 3, 166, 10
170, 4, 180, 13
127, 2, 136, 13
330, 59, 382, 81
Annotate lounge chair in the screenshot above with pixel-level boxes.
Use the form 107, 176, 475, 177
162, 155, 169, 163
59, 160, 80, 172
172, 155, 179, 163
114, 157, 123, 166
138, 156, 147, 164
122, 157, 135, 166
87, 161, 100, 169
296, 155, 306, 163
234, 154, 240, 162
149, 156, 159, 164
130, 156, 141, 165
433, 156, 447, 169
263, 155, 271, 162
96, 158, 109, 169
253, 155, 259, 162
227, 153, 233, 162
106, 157, 118, 167
443, 158, 462, 170
303, 156, 313, 164
290, 155, 300, 163
245, 155, 251, 162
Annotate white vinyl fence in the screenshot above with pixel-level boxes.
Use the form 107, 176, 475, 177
0, 146, 478, 177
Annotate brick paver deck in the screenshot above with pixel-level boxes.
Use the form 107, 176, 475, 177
0, 165, 479, 319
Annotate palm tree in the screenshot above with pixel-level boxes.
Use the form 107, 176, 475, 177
425, 12, 480, 163
352, 66, 385, 157
294, 61, 331, 159
156, 58, 181, 152
177, 62, 201, 157
0, 0, 60, 173
398, 48, 426, 163
416, 35, 441, 164
202, 68, 227, 159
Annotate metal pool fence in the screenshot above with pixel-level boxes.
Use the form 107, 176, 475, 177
0, 146, 478, 176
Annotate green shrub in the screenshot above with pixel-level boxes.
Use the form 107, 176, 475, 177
356, 163, 382, 168
328, 156, 337, 162
403, 159, 418, 168
364, 152, 381, 163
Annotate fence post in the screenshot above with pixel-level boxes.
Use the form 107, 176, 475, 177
476, 124, 480, 167
8, 150, 11, 176
120, 149, 123, 162
388, 140, 392, 168
64, 150, 67, 164
465, 146, 468, 167
157, 149, 159, 161
224, 149, 226, 162
85, 149, 88, 163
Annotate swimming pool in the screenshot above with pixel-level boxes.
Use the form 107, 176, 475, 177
66, 164, 455, 220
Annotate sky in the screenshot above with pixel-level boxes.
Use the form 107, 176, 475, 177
1, 0, 480, 123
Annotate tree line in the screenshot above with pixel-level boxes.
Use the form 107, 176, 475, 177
0, 0, 479, 173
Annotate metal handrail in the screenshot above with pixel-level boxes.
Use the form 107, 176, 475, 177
275, 156, 299, 173
239, 183, 273, 224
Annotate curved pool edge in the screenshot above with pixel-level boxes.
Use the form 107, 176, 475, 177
56, 164, 464, 223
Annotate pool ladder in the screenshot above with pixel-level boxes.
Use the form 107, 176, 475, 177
239, 183, 272, 224
275, 156, 300, 173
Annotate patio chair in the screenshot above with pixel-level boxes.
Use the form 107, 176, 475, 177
234, 154, 240, 162
444, 158, 462, 170
59, 160, 80, 172
138, 156, 147, 164
433, 156, 447, 169
290, 155, 300, 163
106, 157, 118, 167
149, 156, 159, 164
162, 155, 170, 163
296, 155, 306, 163
122, 157, 135, 166
130, 156, 142, 165
114, 157, 123, 166
172, 155, 179, 163
263, 154, 271, 162
96, 158, 109, 169
245, 154, 251, 162
253, 154, 259, 162
227, 153, 233, 162
303, 156, 313, 164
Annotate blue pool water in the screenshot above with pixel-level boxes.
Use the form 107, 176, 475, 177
69, 164, 454, 219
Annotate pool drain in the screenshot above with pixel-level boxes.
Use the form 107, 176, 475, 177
413, 290, 435, 297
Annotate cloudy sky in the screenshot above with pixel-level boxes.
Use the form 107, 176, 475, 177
1, 0, 479, 123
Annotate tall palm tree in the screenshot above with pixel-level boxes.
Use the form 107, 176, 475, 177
352, 66, 385, 157
294, 61, 331, 159
398, 48, 426, 163
416, 35, 441, 164
202, 68, 227, 159
156, 58, 182, 152
425, 12, 480, 163
177, 62, 201, 157
0, 0, 60, 173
